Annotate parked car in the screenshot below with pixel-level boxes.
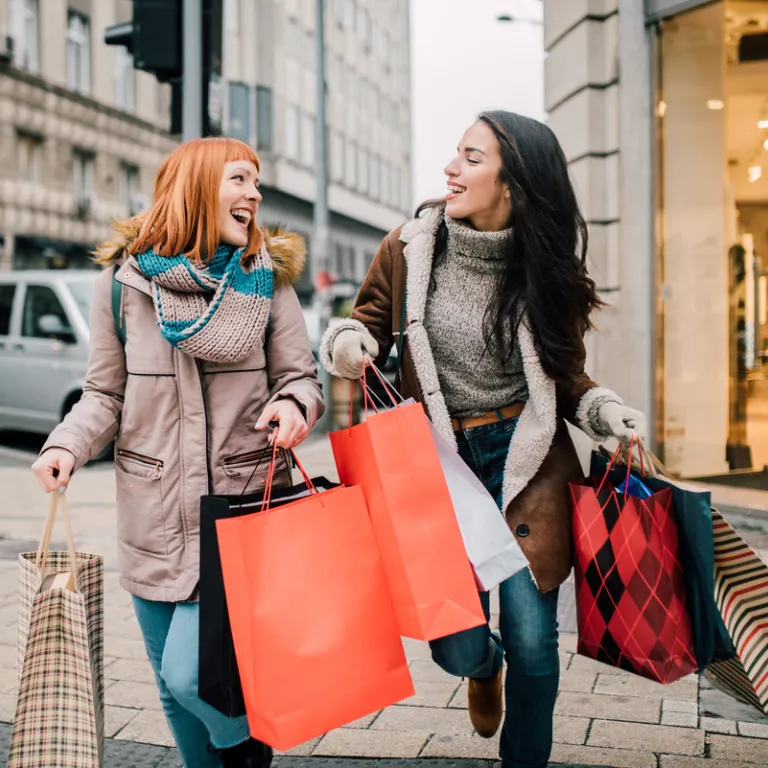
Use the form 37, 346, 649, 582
0, 270, 105, 455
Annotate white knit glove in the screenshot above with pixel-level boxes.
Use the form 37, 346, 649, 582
597, 402, 647, 444
331, 329, 379, 380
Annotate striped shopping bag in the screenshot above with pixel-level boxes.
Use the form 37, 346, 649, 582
704, 508, 768, 715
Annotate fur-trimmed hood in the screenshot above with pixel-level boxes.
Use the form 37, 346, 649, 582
93, 214, 306, 288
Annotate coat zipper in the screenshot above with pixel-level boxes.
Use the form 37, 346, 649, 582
196, 360, 213, 491
116, 449, 163, 473
223, 449, 269, 467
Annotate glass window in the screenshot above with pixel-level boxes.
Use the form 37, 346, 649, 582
285, 104, 300, 160
67, 12, 91, 94
301, 113, 315, 167
228, 81, 251, 143
12, 0, 39, 72
22, 285, 70, 339
369, 154, 380, 200
17, 132, 42, 183
331, 131, 344, 182
358, 146, 369, 193
73, 150, 93, 199
114, 46, 135, 111
65, 281, 93, 327
119, 163, 140, 212
0, 285, 16, 336
345, 139, 357, 187
256, 86, 273, 152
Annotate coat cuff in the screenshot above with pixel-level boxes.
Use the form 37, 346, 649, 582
575, 386, 623, 442
319, 318, 376, 376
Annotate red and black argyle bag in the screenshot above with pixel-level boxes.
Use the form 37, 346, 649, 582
569, 442, 697, 684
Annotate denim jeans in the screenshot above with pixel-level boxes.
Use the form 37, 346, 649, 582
429, 417, 560, 768
132, 597, 251, 768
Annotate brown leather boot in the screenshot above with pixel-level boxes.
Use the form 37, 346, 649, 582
467, 667, 503, 738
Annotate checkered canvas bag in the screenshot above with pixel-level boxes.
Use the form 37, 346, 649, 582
704, 509, 768, 715
9, 492, 104, 768
569, 442, 698, 684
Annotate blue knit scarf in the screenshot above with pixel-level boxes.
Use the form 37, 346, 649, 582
136, 243, 273, 362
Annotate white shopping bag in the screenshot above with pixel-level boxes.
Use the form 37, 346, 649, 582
428, 421, 530, 591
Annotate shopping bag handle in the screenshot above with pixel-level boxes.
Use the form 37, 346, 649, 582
259, 441, 322, 513
361, 359, 403, 407
596, 433, 648, 497
36, 491, 78, 586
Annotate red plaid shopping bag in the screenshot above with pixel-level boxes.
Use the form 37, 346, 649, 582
569, 442, 697, 683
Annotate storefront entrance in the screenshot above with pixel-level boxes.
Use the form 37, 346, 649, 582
657, 0, 768, 483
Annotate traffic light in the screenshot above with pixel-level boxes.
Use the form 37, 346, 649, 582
104, 0, 182, 83
104, 0, 222, 137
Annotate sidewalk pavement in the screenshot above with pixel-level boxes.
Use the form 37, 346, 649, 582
0, 437, 766, 767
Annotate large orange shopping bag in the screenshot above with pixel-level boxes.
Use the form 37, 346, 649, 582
329, 365, 486, 641
216, 449, 414, 751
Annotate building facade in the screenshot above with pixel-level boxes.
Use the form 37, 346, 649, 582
0, 0, 176, 271
544, 0, 768, 480
221, 0, 413, 304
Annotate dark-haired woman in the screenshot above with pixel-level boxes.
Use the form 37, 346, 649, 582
319, 111, 646, 768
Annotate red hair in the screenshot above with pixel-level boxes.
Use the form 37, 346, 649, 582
129, 137, 263, 263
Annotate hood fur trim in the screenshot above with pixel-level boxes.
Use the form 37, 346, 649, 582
93, 214, 306, 288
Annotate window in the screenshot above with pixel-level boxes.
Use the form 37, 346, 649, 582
301, 113, 315, 167
358, 7, 372, 51
0, 285, 16, 336
369, 154, 380, 199
358, 146, 369, 193
228, 81, 251, 143
67, 12, 91, 94
285, 104, 300, 160
22, 286, 70, 340
119, 163, 140, 211
73, 149, 94, 201
256, 86, 273, 152
114, 46, 134, 111
330, 131, 344, 182
344, 0, 355, 30
11, 0, 39, 72
66, 281, 93, 327
17, 132, 42, 183
345, 140, 357, 187
381, 161, 390, 205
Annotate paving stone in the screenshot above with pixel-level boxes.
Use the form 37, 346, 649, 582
587, 719, 705, 755
0, 692, 17, 722
402, 680, 461, 708
659, 758, 761, 768
709, 733, 768, 764
558, 669, 597, 694
0, 666, 18, 694
371, 705, 475, 736
420, 734, 500, 759
553, 715, 590, 745
661, 711, 698, 728
700, 682, 768, 725
566, 654, 636, 678
559, 633, 578, 654
104, 636, 151, 661
277, 737, 322, 756
105, 705, 140, 738
408, 660, 456, 684
549, 743, 657, 768
663, 699, 698, 715
701, 716, 739, 734
105, 680, 163, 710
312, 728, 432, 758
447, 681, 468, 709
104, 657, 157, 685
342, 712, 380, 729
555, 691, 661, 724
594, 672, 698, 701
113, 708, 175, 747
401, 638, 434, 662
738, 722, 768, 740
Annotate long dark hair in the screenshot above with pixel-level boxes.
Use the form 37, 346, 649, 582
417, 110, 603, 384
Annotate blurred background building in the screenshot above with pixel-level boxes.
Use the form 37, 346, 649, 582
543, 0, 768, 482
0, 0, 413, 308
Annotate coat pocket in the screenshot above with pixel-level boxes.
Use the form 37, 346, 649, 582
115, 450, 168, 555
222, 448, 290, 496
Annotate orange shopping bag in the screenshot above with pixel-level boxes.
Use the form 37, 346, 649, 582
329, 365, 485, 641
216, 448, 414, 751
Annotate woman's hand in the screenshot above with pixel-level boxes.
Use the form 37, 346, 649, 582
31, 448, 76, 493
255, 399, 309, 449
597, 402, 647, 445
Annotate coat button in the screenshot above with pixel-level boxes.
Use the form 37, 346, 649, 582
515, 524, 530, 538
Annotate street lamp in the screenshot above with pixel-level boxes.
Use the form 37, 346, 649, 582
496, 14, 543, 26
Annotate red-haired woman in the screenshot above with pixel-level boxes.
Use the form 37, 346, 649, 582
31, 137, 323, 768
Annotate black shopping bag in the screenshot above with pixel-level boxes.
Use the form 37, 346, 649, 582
199, 453, 338, 716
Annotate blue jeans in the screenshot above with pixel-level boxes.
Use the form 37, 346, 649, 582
429, 417, 560, 768
132, 597, 251, 768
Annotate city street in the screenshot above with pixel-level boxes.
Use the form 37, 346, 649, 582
0, 436, 766, 767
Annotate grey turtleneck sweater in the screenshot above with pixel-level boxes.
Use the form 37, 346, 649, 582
424, 215, 529, 418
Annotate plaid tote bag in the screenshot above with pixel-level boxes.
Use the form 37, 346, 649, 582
9, 492, 104, 768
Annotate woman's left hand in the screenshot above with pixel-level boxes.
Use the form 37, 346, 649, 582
255, 399, 309, 449
597, 402, 647, 444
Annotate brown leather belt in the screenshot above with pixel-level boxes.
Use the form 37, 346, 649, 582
451, 402, 525, 432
